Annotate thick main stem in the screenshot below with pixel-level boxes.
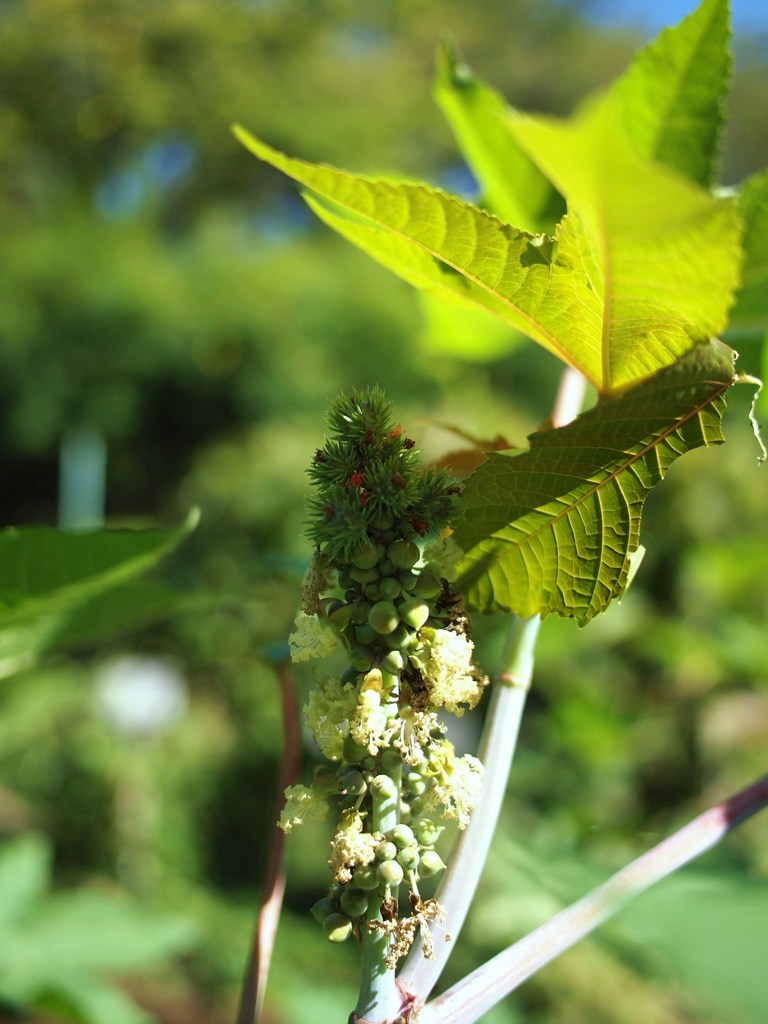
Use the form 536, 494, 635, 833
352, 693, 403, 1024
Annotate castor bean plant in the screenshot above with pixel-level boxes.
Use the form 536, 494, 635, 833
234, 2, 768, 1022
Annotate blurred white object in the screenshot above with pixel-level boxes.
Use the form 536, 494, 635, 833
95, 655, 188, 736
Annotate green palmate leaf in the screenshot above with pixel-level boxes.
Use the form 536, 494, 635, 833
0, 511, 198, 678
729, 167, 768, 337
433, 41, 563, 234
427, 42, 562, 363
234, 128, 605, 384
506, 97, 742, 393
452, 340, 736, 625
610, 0, 730, 186
235, 128, 740, 395
302, 195, 603, 375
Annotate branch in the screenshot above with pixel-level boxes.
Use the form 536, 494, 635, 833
236, 662, 300, 1024
419, 773, 768, 1024
396, 615, 539, 1004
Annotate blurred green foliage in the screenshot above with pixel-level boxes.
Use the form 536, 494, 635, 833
0, 833, 198, 1024
0, 1, 766, 1022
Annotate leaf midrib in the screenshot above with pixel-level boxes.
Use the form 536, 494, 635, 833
598, 191, 614, 393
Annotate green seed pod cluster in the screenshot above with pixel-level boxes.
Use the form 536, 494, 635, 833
294, 388, 473, 947
307, 389, 468, 706
311, 829, 447, 946
306, 806, 448, 944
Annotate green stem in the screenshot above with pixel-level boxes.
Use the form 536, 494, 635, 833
352, 696, 403, 1024
397, 614, 540, 1005
354, 894, 401, 1023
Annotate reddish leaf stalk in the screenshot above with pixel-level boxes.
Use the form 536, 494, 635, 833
236, 663, 301, 1024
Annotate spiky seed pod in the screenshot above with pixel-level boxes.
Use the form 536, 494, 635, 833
306, 388, 456, 559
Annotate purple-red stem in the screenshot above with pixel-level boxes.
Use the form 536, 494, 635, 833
236, 663, 301, 1024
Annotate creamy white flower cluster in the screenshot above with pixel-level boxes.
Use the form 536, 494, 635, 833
288, 611, 338, 662
284, 614, 486, 815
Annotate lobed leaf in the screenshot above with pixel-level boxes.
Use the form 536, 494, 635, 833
452, 340, 736, 625
235, 125, 740, 395
234, 127, 604, 384
609, 0, 730, 186
234, 128, 606, 376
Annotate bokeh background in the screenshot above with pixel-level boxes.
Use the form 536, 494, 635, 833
1, 1, 767, 1022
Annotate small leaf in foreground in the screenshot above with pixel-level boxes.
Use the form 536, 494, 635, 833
452, 341, 736, 625
0, 581, 187, 682
0, 510, 198, 615
0, 512, 198, 678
